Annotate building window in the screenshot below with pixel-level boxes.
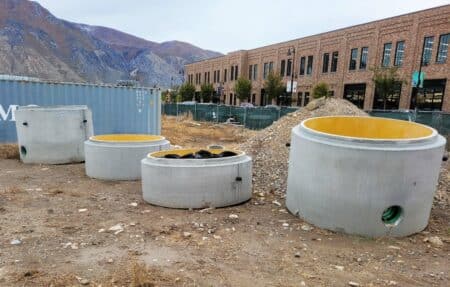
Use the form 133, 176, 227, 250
280, 60, 286, 76
229, 93, 233, 105
306, 56, 313, 75
359, 47, 368, 70
213, 71, 217, 83
234, 65, 238, 80
204, 72, 207, 84
382, 43, 392, 67
349, 48, 358, 70
373, 82, 402, 110
230, 66, 234, 81
269, 61, 273, 72
322, 53, 329, 73
343, 83, 366, 109
207, 71, 210, 83
224, 69, 227, 82
286, 59, 292, 76
331, 51, 338, 72
299, 57, 305, 75
411, 79, 445, 111
217, 70, 220, 83
304, 92, 310, 106
253, 64, 258, 80
263, 63, 268, 79
436, 33, 449, 63
422, 36, 434, 66
394, 41, 405, 67
249, 65, 253, 80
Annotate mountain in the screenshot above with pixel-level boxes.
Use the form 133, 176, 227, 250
0, 0, 222, 87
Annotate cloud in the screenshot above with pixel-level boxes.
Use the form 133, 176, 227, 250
35, 0, 449, 53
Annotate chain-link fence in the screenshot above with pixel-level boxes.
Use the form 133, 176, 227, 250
368, 110, 450, 136
162, 103, 298, 130
162, 104, 450, 135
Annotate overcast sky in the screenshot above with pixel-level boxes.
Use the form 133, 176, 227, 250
36, 0, 449, 54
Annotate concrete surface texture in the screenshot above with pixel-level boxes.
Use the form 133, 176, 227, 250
85, 134, 170, 180
14, 105, 93, 164
141, 149, 252, 208
286, 116, 446, 237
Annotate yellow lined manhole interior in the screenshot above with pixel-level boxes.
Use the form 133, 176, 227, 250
304, 116, 434, 140
151, 148, 241, 159
91, 134, 164, 142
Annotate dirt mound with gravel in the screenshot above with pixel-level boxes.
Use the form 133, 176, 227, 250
240, 97, 367, 194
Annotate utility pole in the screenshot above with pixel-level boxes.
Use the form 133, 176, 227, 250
287, 47, 296, 107
411, 39, 425, 109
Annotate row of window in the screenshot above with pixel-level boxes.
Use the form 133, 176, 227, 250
422, 33, 449, 65
188, 33, 448, 85
382, 41, 405, 67
349, 47, 369, 70
248, 64, 258, 81
187, 65, 239, 85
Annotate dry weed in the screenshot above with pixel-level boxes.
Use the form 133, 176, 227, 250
0, 144, 19, 159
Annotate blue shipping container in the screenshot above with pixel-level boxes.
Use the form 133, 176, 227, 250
0, 79, 161, 143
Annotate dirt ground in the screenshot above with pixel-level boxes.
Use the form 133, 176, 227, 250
0, 116, 449, 287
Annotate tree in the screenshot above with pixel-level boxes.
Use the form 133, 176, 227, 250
234, 77, 252, 102
371, 66, 405, 110
312, 82, 330, 99
200, 83, 214, 103
178, 82, 196, 102
161, 90, 170, 103
263, 71, 285, 103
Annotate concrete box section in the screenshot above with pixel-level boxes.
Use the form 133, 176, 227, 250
141, 148, 252, 208
14, 105, 93, 164
85, 134, 170, 180
286, 116, 446, 238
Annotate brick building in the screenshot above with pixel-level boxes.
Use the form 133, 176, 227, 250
184, 5, 450, 111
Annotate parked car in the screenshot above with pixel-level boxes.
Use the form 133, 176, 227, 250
240, 102, 254, 108
180, 101, 197, 105
264, 104, 280, 109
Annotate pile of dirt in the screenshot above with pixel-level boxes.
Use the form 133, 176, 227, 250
162, 114, 256, 149
240, 97, 367, 194
0, 144, 19, 160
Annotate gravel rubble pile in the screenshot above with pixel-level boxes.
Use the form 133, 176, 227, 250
240, 97, 367, 194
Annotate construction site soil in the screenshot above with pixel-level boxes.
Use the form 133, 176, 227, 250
0, 98, 448, 287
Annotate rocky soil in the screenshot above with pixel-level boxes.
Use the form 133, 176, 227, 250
0, 99, 448, 286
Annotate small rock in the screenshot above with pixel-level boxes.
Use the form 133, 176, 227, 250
98, 228, 105, 233
108, 224, 124, 235
129, 202, 138, 207
213, 235, 222, 240
79, 278, 90, 285
300, 281, 306, 286
294, 252, 301, 258
301, 224, 313, 231
388, 245, 401, 250
107, 258, 114, 264
78, 208, 88, 213
183, 232, 192, 238
348, 281, 360, 287
10, 239, 21, 245
334, 265, 345, 271
282, 223, 289, 227
388, 280, 398, 286
272, 200, 281, 207
425, 236, 444, 247
229, 214, 239, 219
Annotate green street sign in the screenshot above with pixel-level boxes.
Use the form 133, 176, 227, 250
412, 71, 425, 88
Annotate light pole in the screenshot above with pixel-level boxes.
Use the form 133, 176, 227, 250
287, 47, 296, 106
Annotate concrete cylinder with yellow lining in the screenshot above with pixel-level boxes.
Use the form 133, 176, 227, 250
141, 148, 252, 208
85, 134, 170, 180
286, 116, 446, 237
